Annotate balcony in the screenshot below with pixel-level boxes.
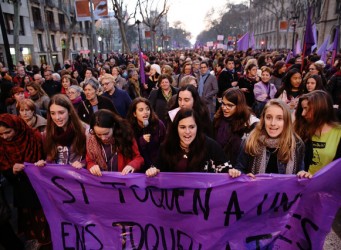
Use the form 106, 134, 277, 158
48, 23, 59, 32
60, 24, 68, 33
34, 21, 44, 30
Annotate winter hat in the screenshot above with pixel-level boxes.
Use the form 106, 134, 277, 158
151, 64, 161, 75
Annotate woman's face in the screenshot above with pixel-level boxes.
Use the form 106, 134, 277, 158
308, 65, 319, 75
301, 99, 313, 122
290, 73, 302, 89
134, 102, 151, 127
93, 126, 113, 144
178, 90, 194, 109
261, 71, 271, 83
111, 68, 118, 76
160, 78, 171, 91
73, 71, 79, 78
178, 116, 197, 148
49, 104, 69, 130
221, 97, 236, 118
85, 70, 92, 79
14, 92, 25, 102
26, 86, 37, 96
279, 65, 287, 74
0, 126, 15, 141
62, 78, 71, 89
24, 76, 30, 84
19, 105, 34, 121
264, 105, 284, 138
67, 89, 80, 101
83, 84, 97, 101
249, 66, 258, 77
306, 78, 317, 92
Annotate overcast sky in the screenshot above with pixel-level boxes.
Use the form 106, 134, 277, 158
167, 0, 245, 42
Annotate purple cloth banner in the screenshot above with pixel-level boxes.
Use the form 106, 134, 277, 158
237, 32, 249, 51
302, 7, 315, 56
24, 160, 341, 249
332, 27, 340, 65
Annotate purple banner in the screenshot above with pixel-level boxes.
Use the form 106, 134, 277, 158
24, 160, 341, 249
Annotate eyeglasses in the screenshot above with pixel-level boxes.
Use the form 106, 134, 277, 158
220, 102, 236, 109
67, 91, 77, 95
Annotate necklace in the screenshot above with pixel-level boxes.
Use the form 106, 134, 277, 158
180, 144, 189, 158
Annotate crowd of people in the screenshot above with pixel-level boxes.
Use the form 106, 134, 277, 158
0, 48, 341, 248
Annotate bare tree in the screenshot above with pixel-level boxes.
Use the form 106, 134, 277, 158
137, 0, 169, 52
251, 0, 286, 50
39, 0, 53, 65
111, 0, 137, 53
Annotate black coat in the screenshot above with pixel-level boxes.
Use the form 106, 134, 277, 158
77, 95, 119, 123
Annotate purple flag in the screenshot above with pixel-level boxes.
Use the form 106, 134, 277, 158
24, 160, 341, 249
250, 32, 256, 49
302, 7, 315, 56
312, 23, 317, 52
139, 50, 146, 84
237, 32, 249, 51
285, 51, 293, 63
317, 35, 330, 63
331, 27, 340, 65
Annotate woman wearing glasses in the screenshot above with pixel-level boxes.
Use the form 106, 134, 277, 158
214, 88, 259, 165
77, 77, 119, 123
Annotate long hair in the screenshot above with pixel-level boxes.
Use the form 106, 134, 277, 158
45, 94, 86, 160
26, 81, 48, 98
89, 109, 135, 159
160, 109, 206, 171
126, 97, 160, 133
214, 88, 253, 133
275, 68, 304, 98
294, 90, 338, 142
245, 99, 296, 163
303, 74, 325, 92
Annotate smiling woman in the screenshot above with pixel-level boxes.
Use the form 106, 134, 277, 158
236, 99, 310, 178
145, 109, 241, 178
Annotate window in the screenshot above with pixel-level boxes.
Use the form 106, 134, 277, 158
51, 35, 57, 51
46, 11, 56, 31
4, 14, 25, 35
80, 37, 83, 47
32, 7, 43, 30
38, 34, 44, 52
58, 14, 66, 32
72, 37, 75, 50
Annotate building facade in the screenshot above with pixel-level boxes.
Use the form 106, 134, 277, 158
249, 0, 341, 51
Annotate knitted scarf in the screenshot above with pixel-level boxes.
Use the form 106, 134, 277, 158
87, 134, 115, 170
249, 134, 296, 174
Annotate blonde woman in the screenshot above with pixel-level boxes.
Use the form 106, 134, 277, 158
236, 99, 311, 178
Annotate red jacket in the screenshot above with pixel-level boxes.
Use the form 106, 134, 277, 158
86, 139, 144, 172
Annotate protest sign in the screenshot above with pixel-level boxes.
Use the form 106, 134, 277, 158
24, 160, 341, 249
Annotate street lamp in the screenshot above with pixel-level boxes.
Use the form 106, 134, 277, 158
135, 19, 142, 50
98, 36, 102, 57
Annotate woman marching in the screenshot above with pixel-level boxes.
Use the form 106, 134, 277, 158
86, 109, 144, 176
35, 94, 87, 168
127, 97, 166, 172
146, 109, 241, 178
236, 99, 311, 178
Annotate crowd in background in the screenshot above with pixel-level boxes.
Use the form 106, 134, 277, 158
0, 47, 341, 249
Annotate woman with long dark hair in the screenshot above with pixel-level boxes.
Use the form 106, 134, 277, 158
35, 94, 87, 168
214, 88, 259, 165
146, 109, 241, 177
127, 97, 166, 171
86, 109, 144, 176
